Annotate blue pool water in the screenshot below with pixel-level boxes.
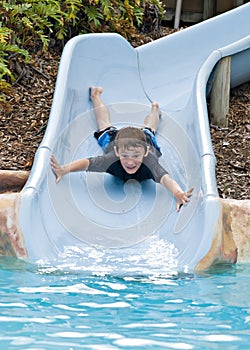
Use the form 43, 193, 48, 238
0, 257, 249, 350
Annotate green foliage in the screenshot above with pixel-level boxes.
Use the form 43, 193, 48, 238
1, 0, 165, 47
0, 24, 30, 101
0, 0, 165, 92
56, 0, 83, 40
0, 26, 29, 76
2, 0, 63, 50
79, 0, 165, 38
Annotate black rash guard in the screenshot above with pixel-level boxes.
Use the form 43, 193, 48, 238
87, 150, 168, 183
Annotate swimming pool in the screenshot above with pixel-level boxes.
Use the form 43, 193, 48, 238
0, 257, 249, 349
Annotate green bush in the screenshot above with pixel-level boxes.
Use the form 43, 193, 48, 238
0, 0, 165, 93
2, 0, 63, 50
0, 24, 30, 101
56, 0, 165, 42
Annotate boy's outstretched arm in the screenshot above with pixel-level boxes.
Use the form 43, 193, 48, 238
50, 155, 90, 183
160, 173, 193, 212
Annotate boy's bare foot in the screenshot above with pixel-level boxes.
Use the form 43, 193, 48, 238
151, 102, 162, 118
90, 86, 103, 100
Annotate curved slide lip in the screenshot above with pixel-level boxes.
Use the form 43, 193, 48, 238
19, 4, 250, 272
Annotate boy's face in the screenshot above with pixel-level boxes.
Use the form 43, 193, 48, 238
114, 145, 149, 174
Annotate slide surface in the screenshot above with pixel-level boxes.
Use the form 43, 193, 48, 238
20, 4, 250, 274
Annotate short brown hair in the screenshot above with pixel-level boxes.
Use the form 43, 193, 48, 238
115, 127, 147, 153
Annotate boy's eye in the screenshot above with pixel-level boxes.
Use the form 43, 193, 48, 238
119, 151, 143, 159
122, 155, 140, 160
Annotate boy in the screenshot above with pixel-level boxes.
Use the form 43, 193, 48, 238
50, 87, 193, 211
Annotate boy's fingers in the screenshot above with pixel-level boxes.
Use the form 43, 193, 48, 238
50, 155, 59, 165
55, 176, 61, 184
50, 155, 60, 183
187, 187, 194, 195
50, 157, 57, 166
176, 187, 195, 211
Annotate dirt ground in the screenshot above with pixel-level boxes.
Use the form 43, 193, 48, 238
1, 28, 249, 200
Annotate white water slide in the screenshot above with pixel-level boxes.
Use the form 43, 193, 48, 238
20, 4, 250, 273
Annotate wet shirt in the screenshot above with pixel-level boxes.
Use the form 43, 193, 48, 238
87, 150, 168, 183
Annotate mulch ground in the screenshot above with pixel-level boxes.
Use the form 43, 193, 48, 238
1, 27, 249, 200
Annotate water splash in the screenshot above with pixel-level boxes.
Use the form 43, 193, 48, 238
36, 234, 180, 278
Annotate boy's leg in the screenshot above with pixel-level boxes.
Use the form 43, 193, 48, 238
143, 102, 161, 133
90, 87, 112, 131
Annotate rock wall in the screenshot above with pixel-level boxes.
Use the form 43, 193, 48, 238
195, 198, 250, 271
0, 170, 29, 194
222, 199, 250, 263
0, 192, 27, 258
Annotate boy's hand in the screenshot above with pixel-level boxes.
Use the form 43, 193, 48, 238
50, 155, 64, 183
160, 174, 194, 212
176, 187, 194, 212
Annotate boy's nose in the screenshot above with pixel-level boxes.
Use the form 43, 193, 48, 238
126, 158, 134, 164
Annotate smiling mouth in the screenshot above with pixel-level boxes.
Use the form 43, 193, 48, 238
125, 165, 138, 173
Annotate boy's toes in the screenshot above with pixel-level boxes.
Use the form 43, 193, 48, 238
151, 102, 162, 118
89, 86, 103, 100
152, 102, 159, 109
